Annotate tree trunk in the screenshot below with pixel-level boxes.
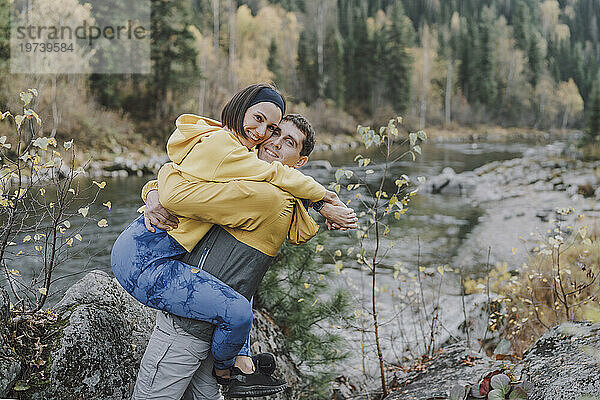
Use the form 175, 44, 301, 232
228, 0, 236, 90
420, 29, 429, 130
562, 105, 569, 129
316, 2, 325, 97
213, 0, 220, 81
445, 59, 452, 125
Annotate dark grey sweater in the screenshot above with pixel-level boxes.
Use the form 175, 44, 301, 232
174, 225, 274, 341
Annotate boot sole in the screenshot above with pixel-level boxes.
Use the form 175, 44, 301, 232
225, 382, 288, 398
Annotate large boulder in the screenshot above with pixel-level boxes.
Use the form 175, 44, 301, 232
383, 322, 600, 400
31, 270, 156, 400
0, 287, 21, 396
10, 270, 301, 399
383, 343, 500, 400
520, 322, 600, 400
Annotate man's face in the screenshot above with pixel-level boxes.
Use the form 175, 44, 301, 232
257, 120, 308, 168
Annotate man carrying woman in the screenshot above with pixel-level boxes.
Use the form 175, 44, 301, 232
111, 84, 356, 399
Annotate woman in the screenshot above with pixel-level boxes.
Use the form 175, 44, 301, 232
111, 83, 341, 380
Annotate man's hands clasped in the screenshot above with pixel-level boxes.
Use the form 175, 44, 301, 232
321, 190, 358, 231
144, 190, 179, 232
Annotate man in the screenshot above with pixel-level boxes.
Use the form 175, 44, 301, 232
133, 114, 357, 400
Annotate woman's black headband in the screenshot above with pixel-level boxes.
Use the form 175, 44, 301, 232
248, 88, 285, 115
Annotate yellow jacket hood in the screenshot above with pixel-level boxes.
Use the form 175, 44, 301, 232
166, 114, 231, 165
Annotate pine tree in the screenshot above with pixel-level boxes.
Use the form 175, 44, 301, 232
386, 1, 413, 115
334, 30, 346, 109
475, 9, 497, 106
296, 30, 318, 101
585, 78, 600, 143
267, 38, 282, 86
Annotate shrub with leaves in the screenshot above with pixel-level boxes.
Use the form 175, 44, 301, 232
1, 89, 111, 395
328, 117, 426, 397
0, 89, 110, 314
463, 210, 599, 354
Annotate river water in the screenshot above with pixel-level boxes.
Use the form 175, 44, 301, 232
16, 140, 527, 301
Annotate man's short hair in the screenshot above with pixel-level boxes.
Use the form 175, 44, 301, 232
281, 114, 316, 157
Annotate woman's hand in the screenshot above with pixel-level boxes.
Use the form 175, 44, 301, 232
144, 190, 180, 232
322, 190, 345, 207
320, 203, 358, 230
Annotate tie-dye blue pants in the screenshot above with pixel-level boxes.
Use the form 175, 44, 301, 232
111, 215, 251, 370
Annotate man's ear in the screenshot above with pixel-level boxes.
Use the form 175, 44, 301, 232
294, 156, 308, 168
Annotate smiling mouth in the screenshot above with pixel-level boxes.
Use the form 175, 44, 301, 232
246, 130, 261, 143
264, 148, 279, 158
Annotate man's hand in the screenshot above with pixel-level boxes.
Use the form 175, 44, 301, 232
144, 190, 179, 232
320, 203, 358, 230
322, 190, 345, 207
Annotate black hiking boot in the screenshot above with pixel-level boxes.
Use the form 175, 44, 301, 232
224, 371, 288, 398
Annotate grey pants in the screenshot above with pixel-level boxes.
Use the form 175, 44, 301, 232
132, 311, 223, 400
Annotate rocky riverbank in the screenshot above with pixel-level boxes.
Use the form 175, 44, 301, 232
0, 271, 302, 399
419, 141, 598, 271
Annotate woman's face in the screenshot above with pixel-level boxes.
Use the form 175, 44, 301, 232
238, 102, 282, 149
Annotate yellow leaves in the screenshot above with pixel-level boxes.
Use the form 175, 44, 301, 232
297, 298, 305, 303
66, 238, 73, 246
354, 309, 362, 318
303, 283, 311, 289
419, 266, 426, 273
0, 136, 10, 149
63, 140, 73, 150
23, 235, 31, 242
103, 201, 112, 210
1, 111, 12, 120
20, 91, 33, 106
394, 208, 408, 219
39, 188, 45, 197
32, 137, 49, 150
15, 115, 25, 130
63, 221, 71, 228
97, 219, 108, 228
8, 269, 21, 276
38, 287, 47, 296
24, 109, 41, 125
512, 248, 518, 255
35, 245, 42, 252
16, 251, 23, 256
311, 298, 319, 307
78, 207, 89, 217
437, 266, 444, 276
93, 181, 106, 189
49, 202, 54, 208
190, 268, 200, 274
75, 234, 82, 241
335, 260, 343, 274
59, 227, 66, 234
334, 250, 342, 257
365, 169, 374, 174
315, 244, 324, 253
334, 184, 340, 193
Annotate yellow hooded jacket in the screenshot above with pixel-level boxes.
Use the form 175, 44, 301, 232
148, 114, 325, 255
